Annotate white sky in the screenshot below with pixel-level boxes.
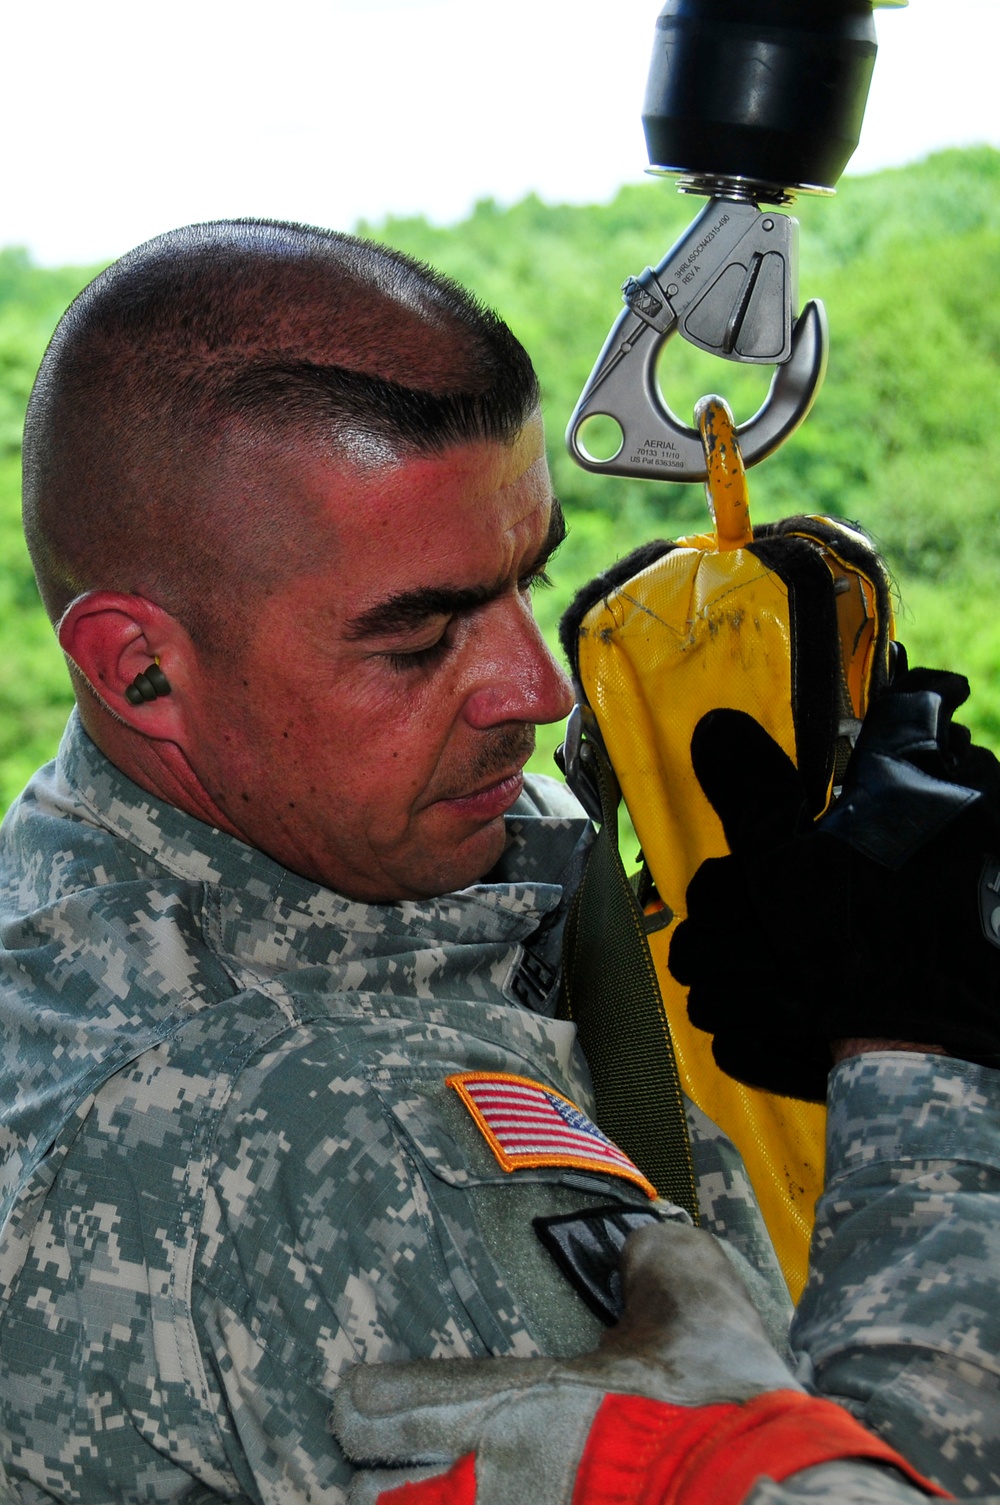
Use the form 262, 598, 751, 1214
2, 0, 996, 268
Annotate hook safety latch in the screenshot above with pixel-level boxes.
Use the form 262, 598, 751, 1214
566, 197, 828, 484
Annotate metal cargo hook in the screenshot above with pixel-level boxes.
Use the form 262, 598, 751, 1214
565, 198, 829, 485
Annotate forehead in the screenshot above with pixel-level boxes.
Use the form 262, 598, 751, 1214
298, 419, 553, 601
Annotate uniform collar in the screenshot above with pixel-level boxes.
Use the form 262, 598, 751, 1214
52, 711, 590, 959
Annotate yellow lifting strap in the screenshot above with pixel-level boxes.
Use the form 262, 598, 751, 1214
573, 397, 894, 1300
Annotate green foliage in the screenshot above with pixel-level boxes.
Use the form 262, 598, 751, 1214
0, 151, 999, 811
366, 148, 1000, 770
0, 449, 78, 803
0, 251, 105, 805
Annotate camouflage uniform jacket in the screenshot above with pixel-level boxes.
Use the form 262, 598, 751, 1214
0, 714, 997, 1502
0, 713, 788, 1502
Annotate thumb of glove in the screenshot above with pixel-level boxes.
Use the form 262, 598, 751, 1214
593, 1223, 799, 1402
690, 708, 808, 856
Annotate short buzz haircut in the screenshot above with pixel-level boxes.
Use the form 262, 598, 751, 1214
22, 218, 541, 652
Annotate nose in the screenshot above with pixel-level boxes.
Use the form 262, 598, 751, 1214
462, 594, 574, 732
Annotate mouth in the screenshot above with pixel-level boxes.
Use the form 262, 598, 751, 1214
436, 769, 525, 822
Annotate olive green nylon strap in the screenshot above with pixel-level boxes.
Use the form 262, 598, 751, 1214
559, 739, 700, 1223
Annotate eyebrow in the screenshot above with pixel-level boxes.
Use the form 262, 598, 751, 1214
343, 496, 567, 641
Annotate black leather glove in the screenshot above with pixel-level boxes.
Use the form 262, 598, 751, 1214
668, 664, 1000, 1100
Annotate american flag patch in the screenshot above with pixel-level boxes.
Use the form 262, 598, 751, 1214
446, 1071, 656, 1200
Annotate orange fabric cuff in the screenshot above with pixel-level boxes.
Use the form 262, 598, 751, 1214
573, 1390, 951, 1505
376, 1451, 477, 1505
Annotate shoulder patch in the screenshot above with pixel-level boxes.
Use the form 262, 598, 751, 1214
446, 1071, 656, 1199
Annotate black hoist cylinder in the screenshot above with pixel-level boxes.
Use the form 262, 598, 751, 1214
642, 0, 880, 197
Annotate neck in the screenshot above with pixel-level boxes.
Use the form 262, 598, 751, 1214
77, 696, 245, 840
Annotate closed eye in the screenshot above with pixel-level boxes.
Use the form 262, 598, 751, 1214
385, 644, 448, 672
519, 567, 553, 593
387, 568, 553, 671
382, 627, 453, 673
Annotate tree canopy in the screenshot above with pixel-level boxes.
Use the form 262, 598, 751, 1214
1, 148, 998, 805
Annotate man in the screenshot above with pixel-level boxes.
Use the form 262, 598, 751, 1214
0, 218, 996, 1502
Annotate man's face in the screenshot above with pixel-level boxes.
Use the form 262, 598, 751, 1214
188, 417, 574, 901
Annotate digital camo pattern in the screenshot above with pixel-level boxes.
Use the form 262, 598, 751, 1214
0, 713, 791, 1504
334, 1053, 1000, 1505
787, 1053, 1000, 1499
734, 1054, 1000, 1505
747, 1460, 965, 1503
2, 716, 997, 1503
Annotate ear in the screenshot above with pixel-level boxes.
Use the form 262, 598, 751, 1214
58, 591, 193, 742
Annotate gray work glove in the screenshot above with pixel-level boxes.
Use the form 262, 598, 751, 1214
333, 1222, 799, 1504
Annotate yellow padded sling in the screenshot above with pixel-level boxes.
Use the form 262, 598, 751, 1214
564, 503, 894, 1300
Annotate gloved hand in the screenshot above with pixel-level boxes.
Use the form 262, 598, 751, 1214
669, 665, 1000, 1100
332, 1223, 927, 1505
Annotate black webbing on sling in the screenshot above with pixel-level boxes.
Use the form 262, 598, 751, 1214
558, 737, 700, 1223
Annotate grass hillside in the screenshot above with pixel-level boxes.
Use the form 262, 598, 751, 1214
0, 149, 998, 805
